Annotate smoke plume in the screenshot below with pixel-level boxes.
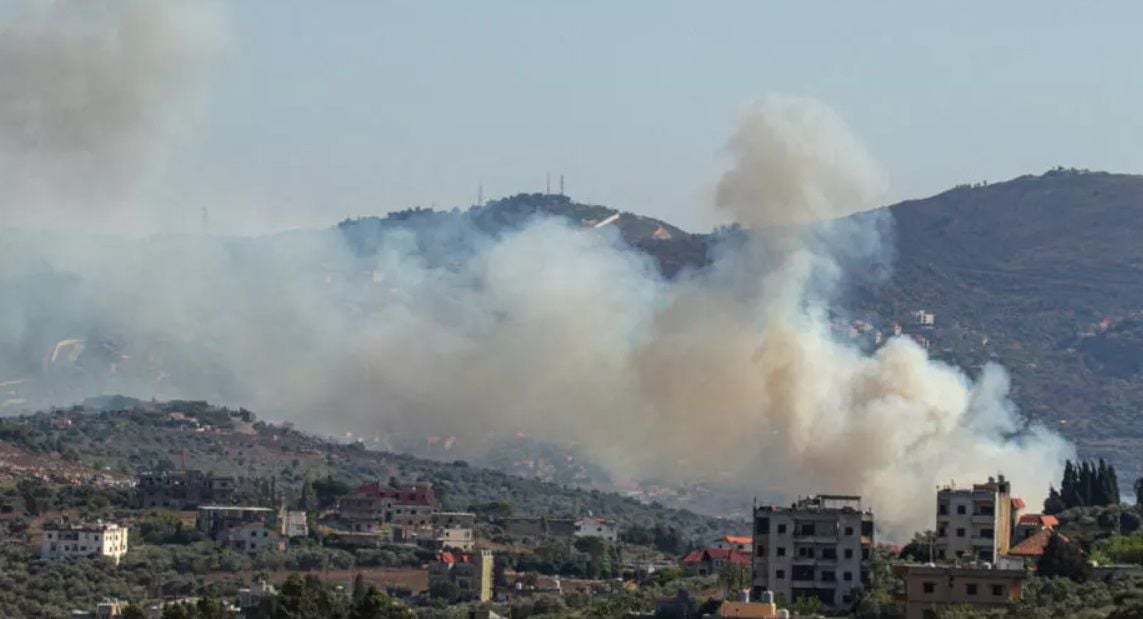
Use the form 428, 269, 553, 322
0, 0, 224, 231
0, 5, 1071, 536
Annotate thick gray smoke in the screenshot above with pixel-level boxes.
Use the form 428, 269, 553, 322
0, 0, 224, 231
0, 5, 1072, 535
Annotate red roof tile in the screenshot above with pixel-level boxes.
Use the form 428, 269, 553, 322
1018, 514, 1059, 528
1011, 497, 1026, 510
1008, 529, 1065, 557
721, 535, 753, 545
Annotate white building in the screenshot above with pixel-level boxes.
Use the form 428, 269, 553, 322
42, 521, 129, 565
280, 510, 309, 538
219, 522, 285, 555
752, 495, 874, 611
935, 475, 1020, 563
574, 517, 618, 542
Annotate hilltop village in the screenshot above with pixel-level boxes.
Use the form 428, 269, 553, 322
0, 402, 1142, 617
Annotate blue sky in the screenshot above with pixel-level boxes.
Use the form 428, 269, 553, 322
165, 1, 1143, 233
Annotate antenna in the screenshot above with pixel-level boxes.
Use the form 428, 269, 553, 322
546, 172, 551, 194
559, 174, 565, 196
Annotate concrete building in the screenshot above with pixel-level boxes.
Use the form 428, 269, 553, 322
196, 505, 283, 554
892, 564, 1025, 619
42, 521, 129, 565
428, 550, 494, 602
338, 483, 438, 532
280, 509, 309, 538
574, 516, 619, 542
934, 475, 1022, 563
137, 470, 236, 509
752, 495, 874, 610
430, 512, 477, 551
501, 516, 577, 541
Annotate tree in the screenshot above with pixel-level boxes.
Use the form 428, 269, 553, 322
350, 585, 414, 619
1044, 486, 1067, 515
427, 580, 459, 603
1037, 532, 1091, 582
900, 531, 937, 563
719, 564, 750, 594
122, 605, 147, 619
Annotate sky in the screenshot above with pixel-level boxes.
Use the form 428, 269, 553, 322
152, 1, 1143, 234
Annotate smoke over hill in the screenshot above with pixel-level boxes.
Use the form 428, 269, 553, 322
0, 2, 1072, 535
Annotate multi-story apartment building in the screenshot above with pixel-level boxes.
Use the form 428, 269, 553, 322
41, 521, 129, 565
137, 469, 237, 509
751, 495, 874, 610
428, 550, 494, 602
339, 483, 439, 532
934, 475, 1021, 563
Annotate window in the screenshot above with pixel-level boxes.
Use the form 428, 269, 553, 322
777, 523, 787, 534
843, 571, 853, 581
862, 548, 870, 560
821, 548, 837, 559
756, 517, 770, 535
844, 549, 853, 559
956, 528, 966, 538
937, 526, 947, 537
776, 570, 785, 579
844, 526, 854, 536
966, 583, 978, 596
799, 523, 816, 536
922, 582, 935, 594
980, 528, 994, 539
757, 545, 766, 557
957, 505, 966, 515
938, 503, 948, 515
821, 571, 836, 582
777, 547, 786, 557
937, 549, 946, 560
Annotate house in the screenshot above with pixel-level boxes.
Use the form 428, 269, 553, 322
429, 511, 477, 551
238, 579, 276, 611
574, 516, 618, 542
280, 509, 309, 538
752, 494, 874, 611
681, 548, 751, 576
935, 475, 1021, 563
501, 516, 577, 541
1015, 514, 1058, 540
892, 564, 1025, 619
428, 550, 494, 602
218, 521, 285, 554
196, 505, 283, 553
338, 483, 439, 532
711, 535, 753, 552
137, 469, 236, 509
69, 598, 128, 618
42, 520, 129, 565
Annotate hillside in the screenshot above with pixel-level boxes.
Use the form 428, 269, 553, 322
0, 400, 742, 543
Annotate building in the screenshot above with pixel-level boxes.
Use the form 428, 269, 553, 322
752, 495, 874, 610
238, 579, 276, 611
935, 475, 1022, 563
428, 550, 494, 602
892, 564, 1025, 619
42, 521, 129, 565
715, 590, 783, 618
681, 548, 751, 576
430, 512, 477, 551
1014, 514, 1057, 541
69, 598, 128, 619
218, 521, 285, 554
501, 516, 577, 541
712, 535, 754, 552
338, 483, 438, 532
196, 505, 283, 554
574, 516, 618, 542
280, 509, 309, 538
137, 469, 236, 509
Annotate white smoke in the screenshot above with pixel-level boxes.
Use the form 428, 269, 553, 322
0, 3, 1072, 537
0, 0, 225, 231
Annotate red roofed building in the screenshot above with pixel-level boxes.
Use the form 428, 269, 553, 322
1008, 528, 1064, 560
711, 535, 754, 552
1015, 514, 1058, 541
681, 548, 751, 576
429, 549, 494, 601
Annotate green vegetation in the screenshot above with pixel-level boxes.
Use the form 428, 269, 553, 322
1044, 459, 1121, 514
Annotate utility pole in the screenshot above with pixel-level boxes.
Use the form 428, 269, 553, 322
559, 174, 565, 196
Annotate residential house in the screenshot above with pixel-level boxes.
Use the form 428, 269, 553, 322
137, 469, 236, 509
280, 509, 309, 538
1014, 514, 1058, 541
681, 548, 751, 577
428, 550, 494, 602
935, 475, 1022, 563
338, 482, 438, 533
430, 512, 477, 551
892, 564, 1025, 619
752, 494, 875, 610
196, 505, 282, 554
711, 535, 754, 552
574, 516, 618, 542
42, 521, 129, 565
